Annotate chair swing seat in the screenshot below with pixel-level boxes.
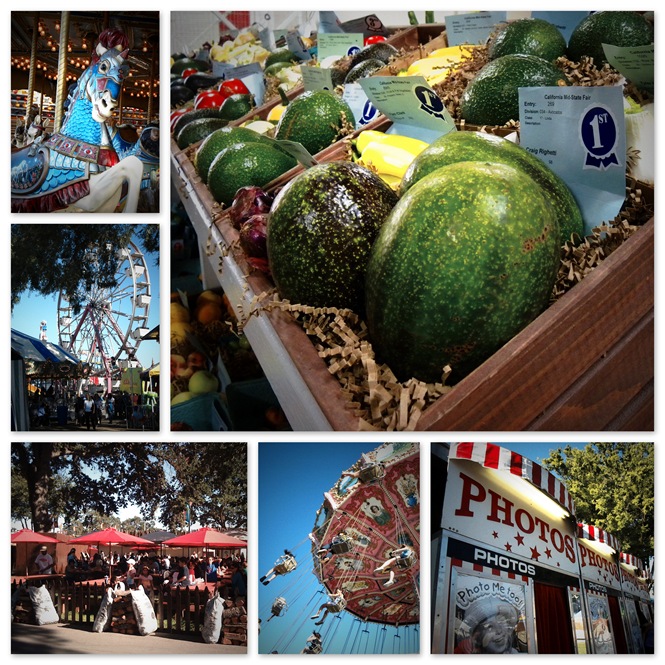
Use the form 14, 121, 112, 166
274, 556, 297, 575
330, 540, 351, 555
394, 550, 415, 569
358, 463, 385, 483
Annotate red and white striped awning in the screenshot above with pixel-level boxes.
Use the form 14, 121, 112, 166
450, 442, 575, 515
577, 523, 621, 552
619, 551, 644, 572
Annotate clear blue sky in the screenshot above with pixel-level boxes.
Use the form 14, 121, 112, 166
258, 442, 420, 655
11, 236, 160, 370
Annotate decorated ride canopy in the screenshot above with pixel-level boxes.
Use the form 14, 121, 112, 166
310, 441, 420, 626
451, 441, 575, 514
11, 327, 88, 378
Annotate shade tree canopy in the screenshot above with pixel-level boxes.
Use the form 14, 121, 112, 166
11, 224, 159, 314
11, 442, 247, 534
543, 442, 654, 562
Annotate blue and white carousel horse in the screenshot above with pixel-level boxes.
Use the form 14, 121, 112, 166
11, 38, 155, 213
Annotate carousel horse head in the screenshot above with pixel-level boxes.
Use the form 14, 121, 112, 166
80, 43, 130, 124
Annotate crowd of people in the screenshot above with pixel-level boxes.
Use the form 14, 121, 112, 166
62, 549, 247, 601
28, 387, 158, 430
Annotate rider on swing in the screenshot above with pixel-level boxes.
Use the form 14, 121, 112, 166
310, 588, 346, 626
374, 546, 415, 587
260, 549, 297, 585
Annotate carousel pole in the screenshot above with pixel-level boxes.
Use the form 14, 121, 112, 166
53, 11, 71, 133
25, 14, 39, 122
147, 44, 156, 123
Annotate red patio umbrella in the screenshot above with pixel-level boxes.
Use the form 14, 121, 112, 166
11, 528, 60, 575
161, 527, 246, 549
70, 527, 155, 578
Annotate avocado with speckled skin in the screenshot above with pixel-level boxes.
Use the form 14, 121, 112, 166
267, 161, 398, 313
176, 117, 228, 150
344, 58, 386, 84
275, 90, 355, 156
207, 142, 297, 206
567, 11, 653, 67
366, 161, 560, 383
488, 18, 566, 62
400, 130, 583, 244
195, 126, 273, 184
460, 54, 568, 127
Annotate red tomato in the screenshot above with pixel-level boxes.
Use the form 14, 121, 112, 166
194, 90, 229, 109
219, 78, 250, 96
364, 35, 387, 46
170, 109, 189, 131
181, 68, 199, 78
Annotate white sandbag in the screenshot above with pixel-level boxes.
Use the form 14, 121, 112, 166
201, 592, 224, 644
93, 587, 115, 633
27, 585, 59, 625
130, 585, 158, 636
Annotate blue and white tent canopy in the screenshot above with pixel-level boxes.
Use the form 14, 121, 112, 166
11, 328, 88, 377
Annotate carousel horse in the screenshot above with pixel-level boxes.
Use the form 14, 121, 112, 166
11, 40, 148, 213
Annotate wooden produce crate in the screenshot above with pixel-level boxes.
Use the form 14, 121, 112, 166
207, 171, 653, 431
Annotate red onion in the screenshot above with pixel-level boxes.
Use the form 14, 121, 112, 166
228, 186, 273, 230
239, 213, 269, 258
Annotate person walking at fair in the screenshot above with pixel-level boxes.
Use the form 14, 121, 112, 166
34, 546, 54, 575
82, 393, 96, 431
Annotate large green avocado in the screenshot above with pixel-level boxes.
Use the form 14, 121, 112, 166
275, 90, 355, 156
460, 54, 568, 126
366, 161, 560, 383
567, 11, 653, 67
176, 117, 228, 150
400, 130, 584, 243
267, 162, 398, 313
195, 126, 272, 183
207, 142, 297, 206
488, 18, 567, 62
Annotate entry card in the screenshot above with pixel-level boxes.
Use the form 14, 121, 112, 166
301, 66, 334, 92
444, 12, 507, 46
531, 11, 589, 42
519, 85, 626, 234
342, 82, 380, 130
318, 11, 344, 34
318, 33, 363, 61
339, 14, 388, 38
602, 44, 654, 91
359, 76, 456, 142
286, 30, 312, 61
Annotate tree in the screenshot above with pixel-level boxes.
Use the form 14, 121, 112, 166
11, 442, 247, 533
11, 224, 159, 313
11, 469, 31, 528
543, 443, 654, 561
11, 442, 167, 532
158, 442, 248, 531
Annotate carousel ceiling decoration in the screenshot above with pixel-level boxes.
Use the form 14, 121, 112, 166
11, 11, 159, 101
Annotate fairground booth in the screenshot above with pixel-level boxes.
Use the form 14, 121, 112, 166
431, 443, 653, 654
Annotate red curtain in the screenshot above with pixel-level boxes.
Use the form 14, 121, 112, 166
607, 595, 629, 654
534, 582, 575, 653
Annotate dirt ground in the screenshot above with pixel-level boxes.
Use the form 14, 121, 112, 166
11, 621, 247, 654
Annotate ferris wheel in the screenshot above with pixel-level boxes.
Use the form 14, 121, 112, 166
57, 239, 151, 386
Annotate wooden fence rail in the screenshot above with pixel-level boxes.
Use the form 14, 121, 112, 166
11, 577, 217, 636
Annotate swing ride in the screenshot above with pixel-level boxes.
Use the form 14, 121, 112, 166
259, 442, 420, 654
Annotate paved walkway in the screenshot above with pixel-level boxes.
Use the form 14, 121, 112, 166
11, 622, 246, 654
